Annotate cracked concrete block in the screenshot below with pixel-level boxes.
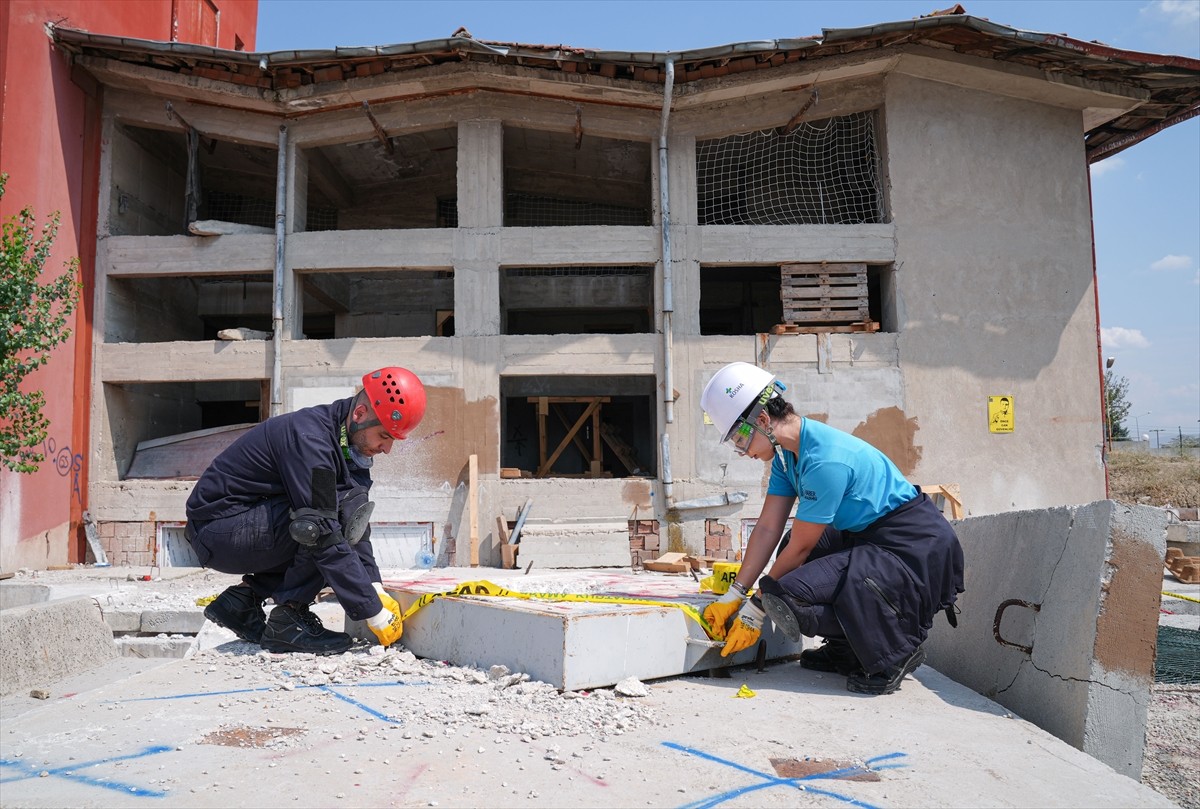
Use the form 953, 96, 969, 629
139, 610, 206, 634
516, 522, 632, 568
101, 609, 142, 634
116, 637, 195, 659
927, 500, 1167, 780
0, 597, 119, 696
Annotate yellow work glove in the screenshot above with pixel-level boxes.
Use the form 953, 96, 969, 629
703, 590, 744, 641
721, 599, 764, 658
367, 583, 403, 647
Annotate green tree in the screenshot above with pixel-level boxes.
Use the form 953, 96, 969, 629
1104, 369, 1131, 442
0, 173, 81, 473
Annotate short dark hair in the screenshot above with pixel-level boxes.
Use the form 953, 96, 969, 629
764, 394, 795, 421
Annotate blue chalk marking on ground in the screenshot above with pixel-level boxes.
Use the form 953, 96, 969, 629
663, 741, 907, 809
0, 744, 172, 798
104, 679, 432, 703
314, 684, 404, 724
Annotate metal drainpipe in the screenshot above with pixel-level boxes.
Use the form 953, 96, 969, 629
271, 124, 287, 416
659, 58, 676, 506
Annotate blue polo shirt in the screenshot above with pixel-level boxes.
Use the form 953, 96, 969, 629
767, 418, 916, 532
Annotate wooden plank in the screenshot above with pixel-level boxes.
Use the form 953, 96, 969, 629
536, 398, 604, 477
781, 262, 867, 274
769, 321, 880, 334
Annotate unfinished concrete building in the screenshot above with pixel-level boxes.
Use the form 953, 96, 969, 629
49, 15, 1200, 569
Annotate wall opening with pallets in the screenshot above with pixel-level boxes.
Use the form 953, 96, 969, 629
772, 261, 880, 335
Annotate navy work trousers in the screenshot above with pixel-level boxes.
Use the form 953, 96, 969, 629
774, 528, 850, 638
186, 497, 372, 608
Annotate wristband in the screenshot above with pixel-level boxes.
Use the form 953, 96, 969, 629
731, 581, 749, 597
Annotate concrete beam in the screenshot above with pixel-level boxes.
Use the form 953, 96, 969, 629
926, 500, 1168, 780
286, 230, 454, 271
498, 226, 659, 265
696, 223, 897, 264
98, 341, 270, 383
354, 570, 803, 690
105, 234, 276, 276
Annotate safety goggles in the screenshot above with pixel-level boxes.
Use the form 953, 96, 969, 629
726, 401, 768, 455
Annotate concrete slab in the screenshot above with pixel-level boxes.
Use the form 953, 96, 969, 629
927, 500, 1167, 780
0, 643, 1178, 809
516, 521, 632, 568
348, 568, 802, 690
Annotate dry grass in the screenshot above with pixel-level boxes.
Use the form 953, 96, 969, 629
1107, 450, 1200, 509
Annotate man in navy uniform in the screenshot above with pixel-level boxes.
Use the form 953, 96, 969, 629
185, 367, 425, 654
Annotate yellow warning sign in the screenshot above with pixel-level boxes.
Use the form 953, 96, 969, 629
988, 396, 1014, 433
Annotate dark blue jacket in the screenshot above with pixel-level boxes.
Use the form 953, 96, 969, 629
186, 397, 381, 618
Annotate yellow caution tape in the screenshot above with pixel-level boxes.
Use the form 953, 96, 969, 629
195, 594, 218, 607
1162, 590, 1200, 604
400, 580, 718, 637
734, 683, 756, 698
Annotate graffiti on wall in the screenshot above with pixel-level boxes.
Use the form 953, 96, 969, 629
42, 437, 83, 504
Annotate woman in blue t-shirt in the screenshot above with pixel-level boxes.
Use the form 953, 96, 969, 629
700, 361, 964, 695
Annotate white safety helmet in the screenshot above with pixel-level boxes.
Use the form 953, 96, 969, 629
701, 362, 778, 442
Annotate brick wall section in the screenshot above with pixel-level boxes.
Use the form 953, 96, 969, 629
705, 519, 738, 561
100, 522, 158, 567
628, 520, 659, 568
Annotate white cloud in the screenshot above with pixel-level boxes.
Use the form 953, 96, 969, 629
1101, 326, 1152, 349
1145, 0, 1200, 26
1089, 157, 1125, 179
1150, 253, 1193, 271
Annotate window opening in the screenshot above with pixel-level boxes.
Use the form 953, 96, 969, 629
302, 127, 457, 231
500, 376, 656, 479
697, 110, 882, 226
501, 265, 653, 335
298, 269, 454, 338
111, 380, 266, 480
503, 127, 651, 227
700, 263, 892, 335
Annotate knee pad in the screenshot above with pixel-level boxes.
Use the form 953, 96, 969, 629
289, 507, 339, 548
339, 486, 374, 546
759, 575, 822, 637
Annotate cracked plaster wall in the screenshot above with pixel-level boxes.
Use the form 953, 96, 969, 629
926, 500, 1168, 780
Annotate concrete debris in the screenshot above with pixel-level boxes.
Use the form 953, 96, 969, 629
614, 676, 649, 697
185, 642, 659, 742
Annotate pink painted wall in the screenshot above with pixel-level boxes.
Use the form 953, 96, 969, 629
0, 0, 257, 569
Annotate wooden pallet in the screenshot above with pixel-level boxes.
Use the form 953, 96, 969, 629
780, 262, 869, 326
770, 321, 880, 335
1165, 548, 1200, 584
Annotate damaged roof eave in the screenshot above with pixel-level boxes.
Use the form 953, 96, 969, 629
50, 13, 1198, 158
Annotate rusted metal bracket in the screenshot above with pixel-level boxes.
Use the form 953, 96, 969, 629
993, 598, 1041, 655
361, 101, 394, 154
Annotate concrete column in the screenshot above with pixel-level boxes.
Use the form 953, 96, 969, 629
284, 142, 306, 339
457, 119, 503, 229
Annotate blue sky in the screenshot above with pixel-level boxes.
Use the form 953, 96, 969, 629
258, 0, 1200, 441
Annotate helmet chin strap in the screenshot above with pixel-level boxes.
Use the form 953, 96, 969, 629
764, 425, 788, 472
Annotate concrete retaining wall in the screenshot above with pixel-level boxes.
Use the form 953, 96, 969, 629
927, 500, 1167, 780
0, 597, 119, 696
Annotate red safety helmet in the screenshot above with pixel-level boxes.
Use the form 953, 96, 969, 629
362, 367, 426, 439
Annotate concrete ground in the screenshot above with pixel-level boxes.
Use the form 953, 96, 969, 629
0, 566, 1189, 809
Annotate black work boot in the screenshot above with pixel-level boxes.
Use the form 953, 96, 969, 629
757, 575, 811, 643
260, 602, 352, 655
204, 583, 266, 643
846, 645, 926, 695
799, 638, 860, 676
